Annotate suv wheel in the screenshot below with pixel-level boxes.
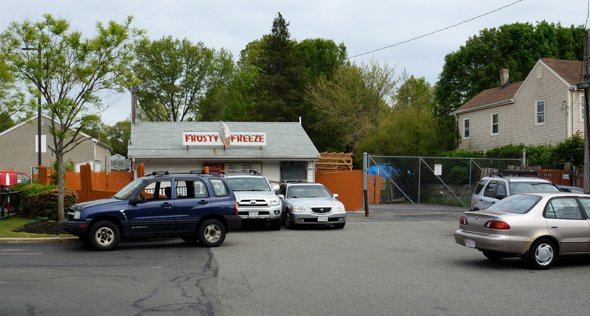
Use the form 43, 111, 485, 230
89, 220, 120, 251
197, 219, 226, 247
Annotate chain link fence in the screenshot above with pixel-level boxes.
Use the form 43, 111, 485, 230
365, 155, 522, 208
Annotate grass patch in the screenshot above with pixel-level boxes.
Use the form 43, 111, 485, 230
0, 216, 61, 238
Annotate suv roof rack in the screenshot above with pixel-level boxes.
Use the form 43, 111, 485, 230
151, 171, 169, 176
496, 169, 539, 177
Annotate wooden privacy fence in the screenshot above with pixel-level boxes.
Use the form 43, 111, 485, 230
315, 170, 380, 211
38, 164, 134, 202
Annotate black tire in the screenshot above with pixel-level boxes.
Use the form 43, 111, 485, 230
527, 238, 557, 270
197, 219, 226, 247
89, 220, 120, 251
334, 222, 345, 229
270, 218, 281, 230
284, 213, 293, 229
482, 250, 504, 262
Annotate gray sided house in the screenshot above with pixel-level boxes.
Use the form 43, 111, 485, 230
0, 115, 112, 174
128, 121, 320, 183
453, 58, 584, 152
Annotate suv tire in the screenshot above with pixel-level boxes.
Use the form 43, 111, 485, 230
89, 220, 120, 251
197, 219, 226, 247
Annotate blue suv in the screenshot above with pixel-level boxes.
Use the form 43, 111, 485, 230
64, 171, 241, 250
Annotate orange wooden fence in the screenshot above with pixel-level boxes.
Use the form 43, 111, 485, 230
315, 170, 380, 211
38, 164, 135, 202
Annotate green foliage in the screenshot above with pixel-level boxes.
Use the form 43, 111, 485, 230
0, 111, 14, 132
444, 133, 584, 168
435, 21, 584, 118
133, 36, 234, 121
106, 120, 131, 156
16, 183, 77, 221
0, 14, 140, 223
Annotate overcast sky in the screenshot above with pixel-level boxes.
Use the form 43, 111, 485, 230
0, 0, 587, 124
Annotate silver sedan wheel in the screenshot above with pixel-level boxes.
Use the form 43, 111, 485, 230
203, 223, 222, 243
95, 227, 115, 247
534, 243, 554, 266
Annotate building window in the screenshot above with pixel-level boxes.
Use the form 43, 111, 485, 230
581, 95, 586, 122
491, 113, 499, 135
536, 100, 545, 124
463, 118, 470, 139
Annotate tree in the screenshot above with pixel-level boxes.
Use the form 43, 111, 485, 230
295, 38, 347, 83
0, 111, 14, 132
248, 13, 305, 122
133, 36, 234, 121
0, 52, 28, 117
0, 14, 139, 223
106, 120, 131, 156
356, 74, 439, 156
435, 22, 584, 118
306, 62, 397, 153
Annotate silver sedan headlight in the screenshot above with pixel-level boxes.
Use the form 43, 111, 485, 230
291, 205, 311, 212
333, 204, 345, 212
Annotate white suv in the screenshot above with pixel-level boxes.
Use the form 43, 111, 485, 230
470, 175, 560, 211
224, 172, 282, 230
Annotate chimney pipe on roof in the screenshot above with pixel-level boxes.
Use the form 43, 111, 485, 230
500, 69, 510, 88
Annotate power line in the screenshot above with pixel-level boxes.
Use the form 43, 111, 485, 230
349, 0, 525, 59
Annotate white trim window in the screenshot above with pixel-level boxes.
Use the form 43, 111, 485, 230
536, 100, 545, 125
491, 113, 499, 135
581, 95, 586, 122
463, 118, 470, 139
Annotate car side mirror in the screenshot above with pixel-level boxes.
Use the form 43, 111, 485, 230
271, 184, 280, 192
333, 193, 339, 199
129, 196, 143, 205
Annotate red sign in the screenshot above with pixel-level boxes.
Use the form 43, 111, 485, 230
182, 132, 266, 147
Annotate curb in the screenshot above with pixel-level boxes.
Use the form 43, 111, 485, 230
0, 237, 78, 244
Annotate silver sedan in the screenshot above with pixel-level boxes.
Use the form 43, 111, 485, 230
278, 183, 346, 229
455, 192, 590, 269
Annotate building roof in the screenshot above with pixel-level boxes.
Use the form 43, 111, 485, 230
453, 58, 582, 115
0, 114, 111, 151
453, 81, 522, 115
128, 121, 320, 160
541, 58, 582, 85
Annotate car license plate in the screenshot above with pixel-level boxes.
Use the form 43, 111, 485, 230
465, 238, 475, 248
318, 216, 328, 222
249, 211, 258, 218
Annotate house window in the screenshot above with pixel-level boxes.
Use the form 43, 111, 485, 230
581, 95, 586, 122
491, 113, 499, 135
536, 100, 545, 124
463, 118, 470, 139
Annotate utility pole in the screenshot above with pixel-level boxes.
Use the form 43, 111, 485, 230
577, 31, 590, 193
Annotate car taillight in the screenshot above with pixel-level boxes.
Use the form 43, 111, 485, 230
234, 202, 239, 215
459, 216, 468, 225
484, 220, 510, 230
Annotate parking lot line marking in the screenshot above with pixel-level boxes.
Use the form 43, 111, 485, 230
0, 253, 42, 255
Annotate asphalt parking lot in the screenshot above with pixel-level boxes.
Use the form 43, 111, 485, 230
3, 206, 590, 315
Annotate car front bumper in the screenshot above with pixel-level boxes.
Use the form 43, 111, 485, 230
289, 212, 346, 225
63, 220, 90, 237
237, 205, 282, 220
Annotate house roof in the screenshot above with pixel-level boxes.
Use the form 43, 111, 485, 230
128, 121, 320, 160
453, 81, 522, 115
453, 58, 583, 115
0, 114, 111, 151
540, 58, 582, 85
